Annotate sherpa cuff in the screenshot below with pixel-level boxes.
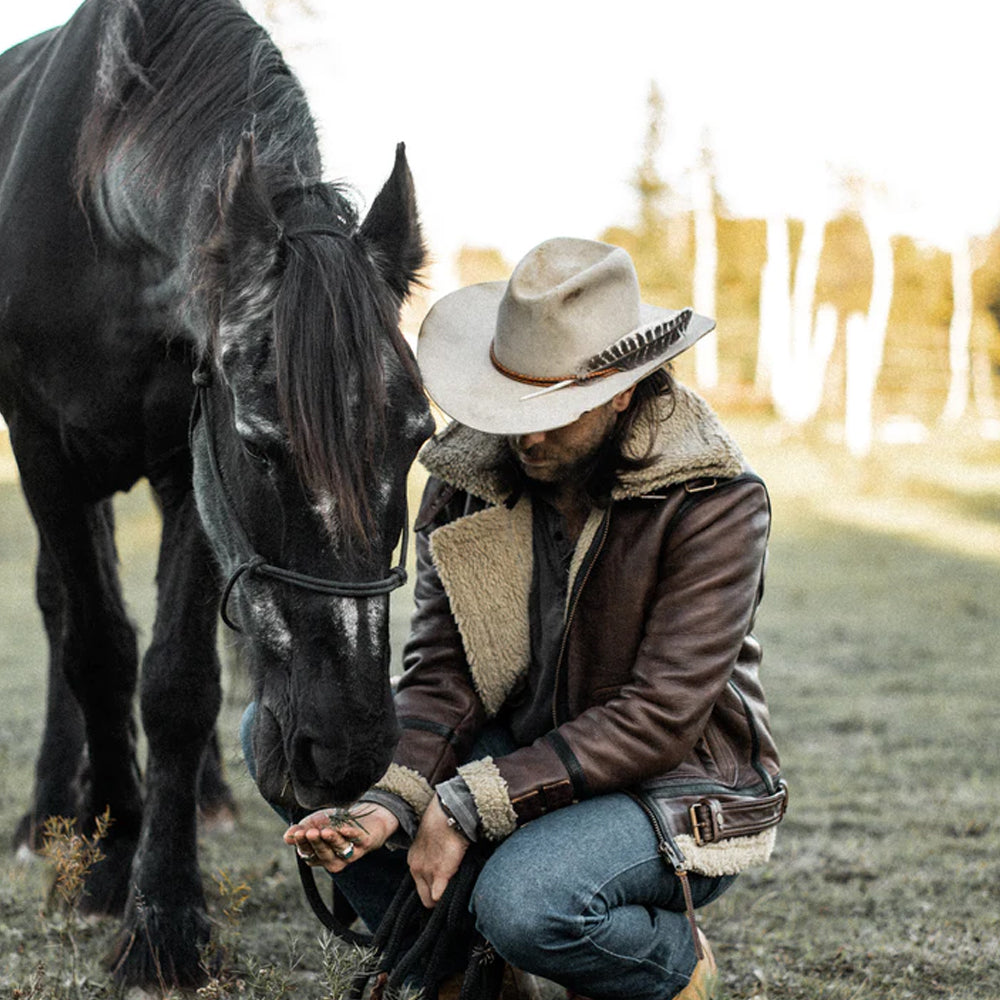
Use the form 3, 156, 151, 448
457, 756, 517, 841
675, 826, 777, 877
373, 763, 435, 817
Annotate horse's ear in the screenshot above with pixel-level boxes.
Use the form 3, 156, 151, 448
211, 134, 280, 294
357, 143, 425, 301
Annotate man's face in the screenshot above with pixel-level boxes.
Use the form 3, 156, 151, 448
507, 388, 634, 486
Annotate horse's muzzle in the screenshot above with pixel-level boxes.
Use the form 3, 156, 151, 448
251, 701, 398, 812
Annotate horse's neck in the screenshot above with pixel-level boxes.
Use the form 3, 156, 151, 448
97, 151, 209, 253
93, 149, 226, 342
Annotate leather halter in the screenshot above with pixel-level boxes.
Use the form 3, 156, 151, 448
189, 365, 409, 631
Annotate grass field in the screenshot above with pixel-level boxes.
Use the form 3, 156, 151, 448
0, 415, 998, 999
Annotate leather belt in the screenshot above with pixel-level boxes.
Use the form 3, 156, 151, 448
688, 782, 788, 846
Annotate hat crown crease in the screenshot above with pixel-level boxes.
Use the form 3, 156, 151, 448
494, 242, 641, 380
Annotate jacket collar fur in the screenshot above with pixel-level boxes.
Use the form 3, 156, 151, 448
419, 381, 746, 503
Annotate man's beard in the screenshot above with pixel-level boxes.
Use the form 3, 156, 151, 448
506, 435, 617, 498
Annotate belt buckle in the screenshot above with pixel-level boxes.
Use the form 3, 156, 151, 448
688, 801, 712, 846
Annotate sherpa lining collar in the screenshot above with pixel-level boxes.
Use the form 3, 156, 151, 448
419, 380, 745, 501
428, 500, 532, 715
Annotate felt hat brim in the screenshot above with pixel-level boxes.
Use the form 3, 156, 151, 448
417, 281, 716, 435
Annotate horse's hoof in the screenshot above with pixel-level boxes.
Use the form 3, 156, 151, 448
109, 900, 211, 992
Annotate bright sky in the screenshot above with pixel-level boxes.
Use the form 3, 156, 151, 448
4, 1, 999, 289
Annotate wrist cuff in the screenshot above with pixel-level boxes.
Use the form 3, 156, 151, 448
373, 763, 434, 816
456, 756, 517, 841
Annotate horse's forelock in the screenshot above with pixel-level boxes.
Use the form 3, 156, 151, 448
273, 229, 405, 546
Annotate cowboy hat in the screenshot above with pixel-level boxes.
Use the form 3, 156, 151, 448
417, 237, 716, 435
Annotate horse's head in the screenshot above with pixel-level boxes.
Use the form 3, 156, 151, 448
191, 139, 433, 811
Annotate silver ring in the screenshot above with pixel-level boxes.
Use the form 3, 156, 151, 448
297, 847, 315, 860
337, 842, 356, 860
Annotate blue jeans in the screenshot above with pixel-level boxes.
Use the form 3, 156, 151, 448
240, 705, 734, 1000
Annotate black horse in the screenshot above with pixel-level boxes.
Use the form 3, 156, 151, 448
0, 0, 432, 987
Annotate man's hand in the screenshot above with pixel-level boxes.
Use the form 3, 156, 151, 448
283, 803, 399, 873
408, 796, 470, 908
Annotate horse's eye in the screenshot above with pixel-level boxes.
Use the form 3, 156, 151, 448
241, 440, 271, 468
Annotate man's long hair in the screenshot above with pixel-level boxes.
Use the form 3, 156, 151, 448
586, 366, 676, 504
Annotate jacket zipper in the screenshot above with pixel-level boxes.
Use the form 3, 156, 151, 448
626, 791, 705, 961
626, 791, 687, 868
551, 506, 613, 729
726, 679, 776, 794
549, 473, 765, 730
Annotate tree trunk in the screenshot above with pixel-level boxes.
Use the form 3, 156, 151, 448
844, 206, 893, 456
756, 215, 790, 398
844, 312, 873, 456
941, 237, 973, 423
768, 214, 833, 425
691, 162, 718, 389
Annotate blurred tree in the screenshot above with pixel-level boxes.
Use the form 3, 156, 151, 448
634, 82, 668, 236
600, 90, 1000, 437
941, 236, 974, 423
602, 82, 691, 312
691, 138, 719, 388
762, 208, 835, 427
755, 214, 790, 399
717, 216, 766, 388
815, 213, 873, 315
939, 232, 1000, 426
844, 193, 893, 455
972, 230, 1000, 422
455, 246, 511, 286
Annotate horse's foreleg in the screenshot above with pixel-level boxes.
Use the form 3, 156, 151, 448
12, 542, 87, 853
110, 488, 221, 988
14, 456, 144, 914
63, 499, 144, 915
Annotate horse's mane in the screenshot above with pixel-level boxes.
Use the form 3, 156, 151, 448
76, 0, 421, 544
76, 0, 318, 195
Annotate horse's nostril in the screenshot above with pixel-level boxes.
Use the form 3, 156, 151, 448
291, 734, 347, 789
290, 736, 320, 785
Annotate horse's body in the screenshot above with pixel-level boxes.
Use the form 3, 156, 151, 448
0, 0, 431, 986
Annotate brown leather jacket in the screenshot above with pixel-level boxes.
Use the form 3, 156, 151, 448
375, 384, 786, 875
